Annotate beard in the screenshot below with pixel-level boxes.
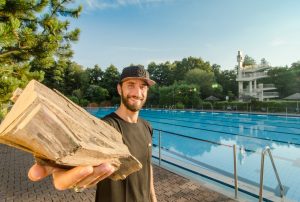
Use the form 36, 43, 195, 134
121, 92, 146, 112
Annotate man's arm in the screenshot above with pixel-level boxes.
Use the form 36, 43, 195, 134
28, 163, 114, 190
150, 165, 157, 202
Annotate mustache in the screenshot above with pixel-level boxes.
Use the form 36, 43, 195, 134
127, 95, 144, 100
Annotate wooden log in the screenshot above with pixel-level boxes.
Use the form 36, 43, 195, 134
0, 80, 142, 180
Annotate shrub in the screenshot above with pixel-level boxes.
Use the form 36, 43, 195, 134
175, 102, 185, 109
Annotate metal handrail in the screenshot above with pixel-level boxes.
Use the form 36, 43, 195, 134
154, 129, 238, 198
233, 144, 238, 199
259, 146, 285, 202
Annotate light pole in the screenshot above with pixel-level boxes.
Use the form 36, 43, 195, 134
172, 87, 174, 107
189, 87, 197, 109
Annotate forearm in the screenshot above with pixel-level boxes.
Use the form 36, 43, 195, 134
150, 165, 157, 202
150, 188, 157, 202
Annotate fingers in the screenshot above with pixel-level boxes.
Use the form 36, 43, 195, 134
28, 163, 115, 191
28, 163, 55, 181
52, 166, 93, 190
75, 163, 115, 188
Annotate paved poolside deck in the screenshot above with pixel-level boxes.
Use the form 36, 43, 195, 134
0, 144, 236, 202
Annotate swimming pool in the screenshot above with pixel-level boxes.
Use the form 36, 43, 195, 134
88, 108, 300, 202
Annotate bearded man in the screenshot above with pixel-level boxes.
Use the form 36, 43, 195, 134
28, 65, 157, 202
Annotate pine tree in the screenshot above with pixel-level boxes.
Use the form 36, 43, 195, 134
0, 0, 82, 107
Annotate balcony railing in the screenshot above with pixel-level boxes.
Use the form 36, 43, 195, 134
237, 72, 268, 81
263, 92, 279, 97
262, 84, 275, 88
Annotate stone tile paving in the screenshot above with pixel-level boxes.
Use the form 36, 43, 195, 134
0, 144, 236, 202
153, 166, 236, 202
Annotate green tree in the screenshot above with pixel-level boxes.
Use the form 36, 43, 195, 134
158, 85, 173, 106
263, 66, 299, 97
147, 85, 159, 107
42, 58, 67, 91
147, 61, 174, 86
63, 62, 85, 95
290, 61, 300, 93
86, 64, 104, 86
102, 65, 120, 99
173, 57, 211, 81
243, 55, 256, 67
260, 58, 269, 66
211, 64, 221, 80
215, 70, 237, 98
85, 85, 109, 104
262, 67, 285, 97
0, 0, 81, 104
184, 68, 214, 99
0, 64, 43, 103
158, 82, 200, 108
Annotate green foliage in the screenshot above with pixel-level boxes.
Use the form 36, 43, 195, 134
62, 62, 85, 95
0, 0, 81, 105
85, 85, 109, 103
175, 102, 184, 109
158, 82, 200, 108
184, 68, 214, 99
0, 104, 6, 122
0, 64, 44, 102
147, 61, 174, 86
243, 55, 256, 66
79, 99, 89, 107
173, 56, 211, 81
101, 65, 120, 99
68, 95, 79, 104
261, 66, 299, 98
147, 85, 159, 106
86, 65, 104, 86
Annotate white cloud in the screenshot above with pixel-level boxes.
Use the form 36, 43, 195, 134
80, 0, 170, 10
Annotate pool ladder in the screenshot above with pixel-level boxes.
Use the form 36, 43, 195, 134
259, 146, 285, 202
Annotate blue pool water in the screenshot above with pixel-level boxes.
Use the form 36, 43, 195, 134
88, 108, 300, 202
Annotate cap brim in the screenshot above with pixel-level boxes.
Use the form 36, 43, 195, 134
120, 77, 156, 86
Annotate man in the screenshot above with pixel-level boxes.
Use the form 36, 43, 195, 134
28, 65, 157, 202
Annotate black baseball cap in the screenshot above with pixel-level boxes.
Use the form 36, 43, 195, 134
119, 65, 156, 86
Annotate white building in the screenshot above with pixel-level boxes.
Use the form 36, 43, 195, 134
236, 51, 278, 101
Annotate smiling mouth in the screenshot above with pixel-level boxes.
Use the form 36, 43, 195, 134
128, 97, 143, 102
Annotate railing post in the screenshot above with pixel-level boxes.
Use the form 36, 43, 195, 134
259, 147, 284, 201
233, 145, 238, 199
267, 150, 285, 198
259, 149, 266, 202
159, 130, 162, 166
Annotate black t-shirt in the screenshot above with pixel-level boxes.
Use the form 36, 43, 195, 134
95, 112, 153, 202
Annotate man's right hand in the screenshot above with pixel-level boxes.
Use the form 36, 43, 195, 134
28, 163, 115, 190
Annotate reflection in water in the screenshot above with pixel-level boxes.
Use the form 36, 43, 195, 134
239, 145, 246, 165
153, 132, 218, 157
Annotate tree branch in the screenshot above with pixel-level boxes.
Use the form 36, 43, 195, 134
0, 46, 30, 58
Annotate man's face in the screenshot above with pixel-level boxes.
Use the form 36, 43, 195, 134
118, 79, 149, 112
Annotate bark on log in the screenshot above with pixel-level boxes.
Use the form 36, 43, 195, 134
0, 80, 142, 180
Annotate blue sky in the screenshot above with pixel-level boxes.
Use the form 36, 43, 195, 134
71, 0, 300, 70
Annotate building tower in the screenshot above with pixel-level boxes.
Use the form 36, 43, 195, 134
236, 51, 278, 101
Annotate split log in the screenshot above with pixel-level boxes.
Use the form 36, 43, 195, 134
0, 80, 142, 180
